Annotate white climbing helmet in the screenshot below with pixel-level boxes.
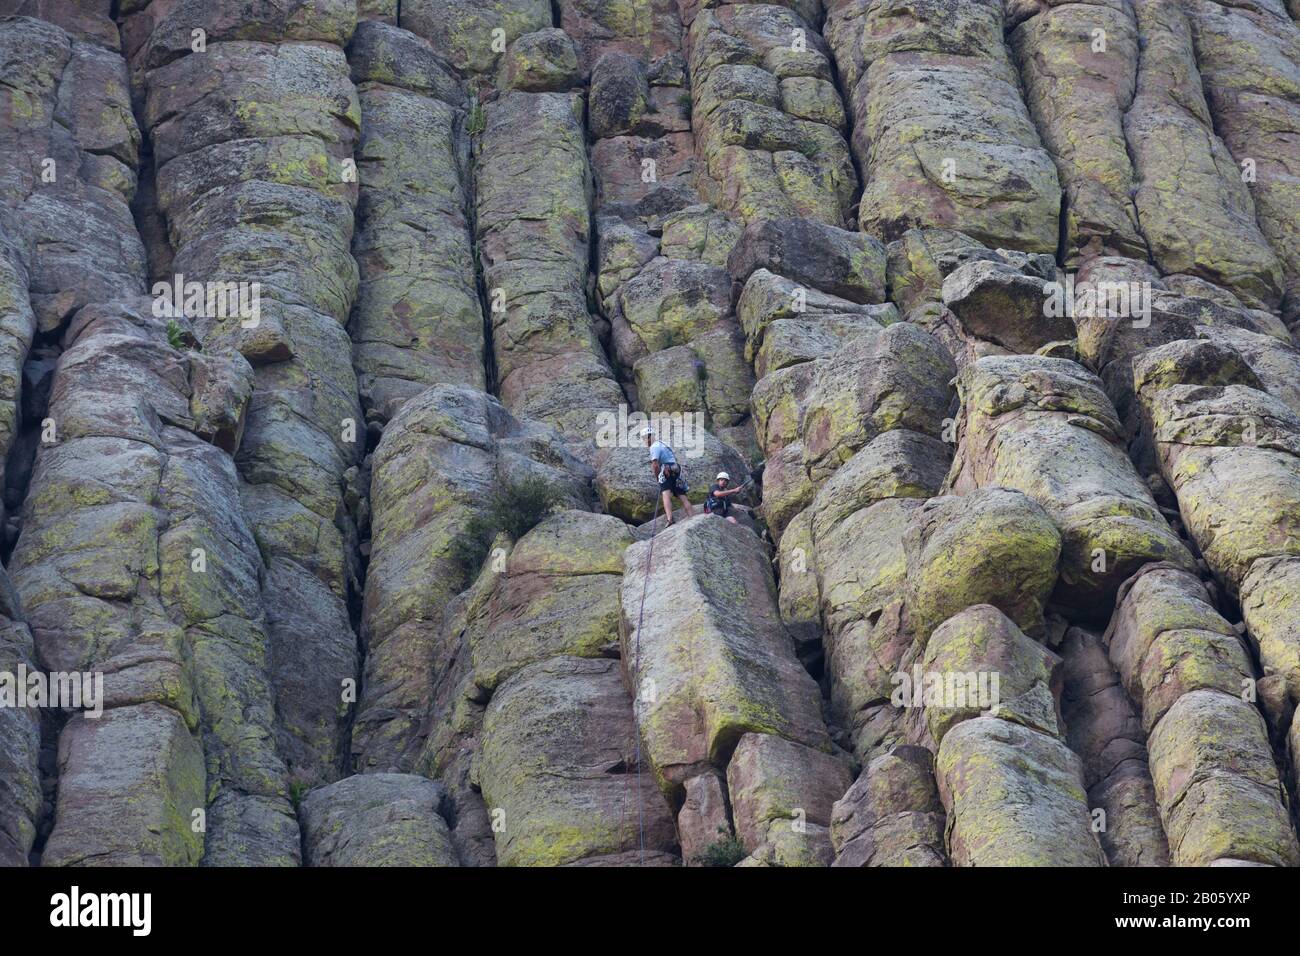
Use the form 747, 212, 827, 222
716, 471, 730, 481
641, 427, 655, 438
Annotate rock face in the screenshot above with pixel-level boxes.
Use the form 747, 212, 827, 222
621, 517, 845, 865
479, 656, 676, 866
1124, 0, 1283, 310
354, 385, 593, 773
5, 0, 1300, 871
476, 89, 624, 452
347, 21, 484, 424
830, 745, 945, 867
300, 773, 458, 866
1059, 627, 1169, 867
411, 508, 676, 867
949, 355, 1194, 617
1105, 566, 1299, 867
824, 0, 1061, 251
688, 4, 857, 228
929, 607, 1105, 868
129, 2, 369, 793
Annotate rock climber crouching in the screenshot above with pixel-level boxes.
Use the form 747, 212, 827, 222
643, 427, 693, 527
704, 471, 743, 524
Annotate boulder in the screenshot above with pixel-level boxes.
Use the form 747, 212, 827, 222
725, 732, 852, 858
920, 605, 1062, 746
503, 28, 582, 92
478, 656, 677, 866
620, 517, 830, 792
300, 773, 458, 867
728, 217, 887, 304
941, 257, 1073, 354
830, 745, 946, 868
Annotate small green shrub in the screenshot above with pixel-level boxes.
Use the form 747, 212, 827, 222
449, 474, 564, 577
693, 828, 747, 867
165, 319, 187, 350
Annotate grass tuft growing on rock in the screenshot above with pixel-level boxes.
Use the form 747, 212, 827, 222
693, 828, 747, 867
450, 474, 563, 577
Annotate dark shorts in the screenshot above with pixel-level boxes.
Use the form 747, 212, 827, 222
659, 469, 687, 496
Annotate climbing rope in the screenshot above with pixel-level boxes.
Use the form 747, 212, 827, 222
624, 472, 761, 865
629, 490, 662, 866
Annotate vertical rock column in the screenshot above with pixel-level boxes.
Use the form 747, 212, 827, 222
1122, 0, 1283, 309
353, 384, 592, 773
687, 2, 857, 228
11, 300, 301, 866
132, 3, 366, 786
0, 13, 83, 867
582, 10, 760, 462
413, 508, 675, 867
475, 87, 625, 452
621, 517, 849, 865
728, 215, 909, 544
1006, 0, 1146, 263
728, 227, 951, 756
565, 3, 766, 521
799, 333, 955, 755
823, 0, 1060, 251
1058, 626, 1169, 866
346, 21, 485, 426
0, 563, 37, 865
927, 606, 1106, 866
0, 9, 139, 517
1134, 340, 1300, 816
1186, 1, 1300, 323
1105, 564, 1299, 866
899, 495, 1101, 866
900, 489, 1105, 867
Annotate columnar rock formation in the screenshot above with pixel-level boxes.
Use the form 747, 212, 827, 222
3, 0, 1300, 869
824, 0, 1061, 251
354, 385, 593, 773
127, 0, 368, 789
621, 517, 848, 865
1106, 565, 1298, 866
347, 21, 485, 425
476, 87, 625, 449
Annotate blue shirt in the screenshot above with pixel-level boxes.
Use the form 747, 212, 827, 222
648, 441, 676, 467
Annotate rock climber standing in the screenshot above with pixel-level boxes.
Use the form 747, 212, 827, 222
644, 426, 693, 527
